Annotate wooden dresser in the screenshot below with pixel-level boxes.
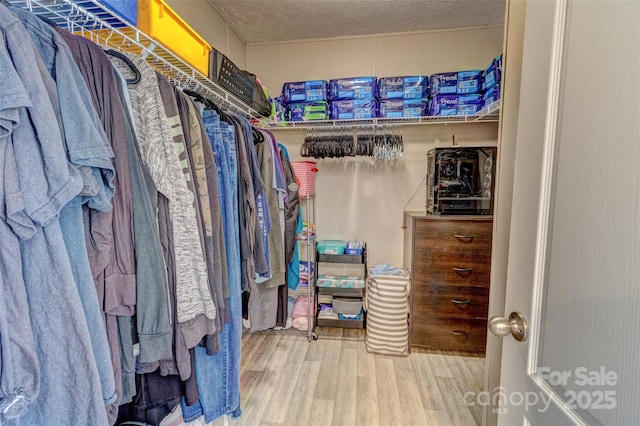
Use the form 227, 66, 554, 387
403, 212, 492, 353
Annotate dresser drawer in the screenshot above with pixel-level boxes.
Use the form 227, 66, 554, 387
412, 252, 491, 288
412, 285, 489, 319
411, 315, 487, 352
414, 219, 492, 254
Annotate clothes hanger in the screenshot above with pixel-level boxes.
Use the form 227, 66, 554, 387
104, 49, 141, 84
184, 89, 229, 121
252, 127, 265, 144
183, 89, 209, 106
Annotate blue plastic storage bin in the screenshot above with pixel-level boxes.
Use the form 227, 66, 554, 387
97, 0, 138, 26
345, 240, 365, 255
38, 1, 137, 28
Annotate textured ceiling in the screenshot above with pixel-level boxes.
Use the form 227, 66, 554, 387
207, 0, 505, 44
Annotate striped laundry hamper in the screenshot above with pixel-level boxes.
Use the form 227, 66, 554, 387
364, 268, 411, 356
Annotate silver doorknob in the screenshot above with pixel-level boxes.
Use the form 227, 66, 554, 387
488, 311, 528, 342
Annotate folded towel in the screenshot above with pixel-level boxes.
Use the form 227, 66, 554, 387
371, 263, 403, 276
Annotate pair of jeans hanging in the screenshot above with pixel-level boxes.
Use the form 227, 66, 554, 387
181, 110, 242, 423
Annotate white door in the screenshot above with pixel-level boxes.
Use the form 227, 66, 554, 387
490, 0, 640, 425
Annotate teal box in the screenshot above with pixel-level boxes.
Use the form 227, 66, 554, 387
317, 240, 347, 255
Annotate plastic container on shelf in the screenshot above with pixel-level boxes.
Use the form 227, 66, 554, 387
332, 297, 363, 315
316, 274, 341, 287
338, 311, 364, 321
97, 0, 138, 25
345, 240, 365, 255
136, 0, 212, 75
317, 240, 347, 255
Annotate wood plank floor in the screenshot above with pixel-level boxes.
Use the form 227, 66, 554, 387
209, 327, 485, 426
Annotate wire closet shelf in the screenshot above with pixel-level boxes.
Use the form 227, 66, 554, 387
10, 0, 262, 119
262, 99, 501, 130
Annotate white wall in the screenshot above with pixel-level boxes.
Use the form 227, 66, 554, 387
166, 0, 246, 69
247, 26, 503, 98
274, 123, 499, 266
250, 27, 503, 266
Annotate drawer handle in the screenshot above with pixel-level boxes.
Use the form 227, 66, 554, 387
453, 267, 473, 273
454, 234, 475, 240
450, 330, 469, 337
451, 299, 471, 305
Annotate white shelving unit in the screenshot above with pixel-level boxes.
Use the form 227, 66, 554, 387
9, 0, 263, 119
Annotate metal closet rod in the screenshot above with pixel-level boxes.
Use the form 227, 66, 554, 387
12, 0, 260, 118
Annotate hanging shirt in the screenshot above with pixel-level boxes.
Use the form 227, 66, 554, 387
172, 85, 227, 338
8, 8, 120, 410
227, 116, 257, 291
0, 4, 108, 424
0, 93, 39, 424
255, 130, 286, 288
237, 118, 269, 278
112, 67, 173, 370
109, 53, 216, 337
55, 28, 137, 319
279, 144, 303, 291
